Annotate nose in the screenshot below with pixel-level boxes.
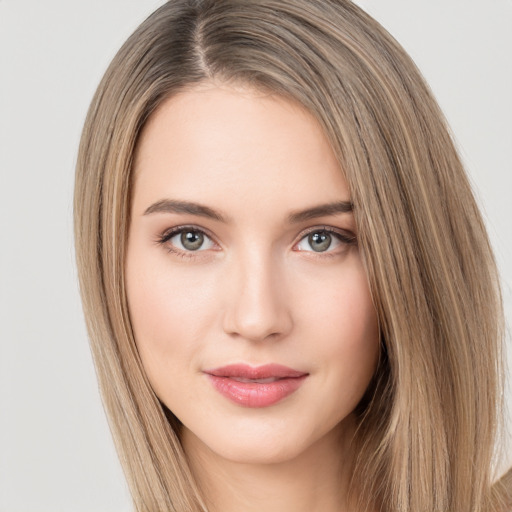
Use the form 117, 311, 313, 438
222, 250, 293, 342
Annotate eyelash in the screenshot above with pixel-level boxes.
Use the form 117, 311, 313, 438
297, 226, 357, 258
156, 225, 218, 260
155, 225, 357, 259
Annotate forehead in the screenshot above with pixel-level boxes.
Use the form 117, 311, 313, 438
132, 82, 351, 217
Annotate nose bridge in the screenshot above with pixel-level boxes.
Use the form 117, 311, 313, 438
223, 243, 292, 341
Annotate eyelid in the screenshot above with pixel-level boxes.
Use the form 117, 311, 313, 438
156, 225, 220, 254
155, 224, 356, 256
293, 225, 357, 252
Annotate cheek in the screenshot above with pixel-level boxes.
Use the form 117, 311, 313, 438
297, 257, 380, 391
125, 245, 218, 391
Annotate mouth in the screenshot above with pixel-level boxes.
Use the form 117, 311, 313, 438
204, 364, 309, 408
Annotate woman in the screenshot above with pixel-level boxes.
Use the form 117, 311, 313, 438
74, 0, 511, 510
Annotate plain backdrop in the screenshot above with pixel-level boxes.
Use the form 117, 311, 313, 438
1, 1, 511, 510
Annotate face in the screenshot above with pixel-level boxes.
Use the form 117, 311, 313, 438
126, 83, 380, 465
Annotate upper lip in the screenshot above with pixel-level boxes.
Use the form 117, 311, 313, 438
204, 364, 308, 379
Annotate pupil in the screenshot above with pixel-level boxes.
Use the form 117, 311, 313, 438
309, 232, 331, 252
181, 231, 204, 251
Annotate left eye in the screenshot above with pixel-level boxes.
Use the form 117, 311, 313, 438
295, 230, 351, 253
167, 229, 215, 252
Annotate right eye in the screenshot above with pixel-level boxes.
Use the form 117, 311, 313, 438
159, 227, 216, 253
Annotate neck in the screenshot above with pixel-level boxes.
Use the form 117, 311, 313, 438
182, 416, 358, 512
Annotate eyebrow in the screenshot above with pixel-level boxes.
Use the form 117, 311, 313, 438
143, 199, 353, 223
144, 199, 229, 222
287, 200, 353, 223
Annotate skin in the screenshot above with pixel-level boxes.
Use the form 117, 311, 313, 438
126, 82, 380, 512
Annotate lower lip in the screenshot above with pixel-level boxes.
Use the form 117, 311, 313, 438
206, 375, 307, 408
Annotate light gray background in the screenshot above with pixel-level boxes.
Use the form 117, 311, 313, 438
1, 1, 510, 510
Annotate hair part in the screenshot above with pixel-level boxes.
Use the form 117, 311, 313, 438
74, 1, 509, 510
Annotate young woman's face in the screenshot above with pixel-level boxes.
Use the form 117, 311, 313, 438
126, 83, 380, 464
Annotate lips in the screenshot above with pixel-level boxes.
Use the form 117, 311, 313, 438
204, 364, 308, 408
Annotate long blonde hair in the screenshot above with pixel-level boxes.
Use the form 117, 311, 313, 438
74, 1, 511, 510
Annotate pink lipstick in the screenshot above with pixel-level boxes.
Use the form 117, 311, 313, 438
204, 364, 308, 408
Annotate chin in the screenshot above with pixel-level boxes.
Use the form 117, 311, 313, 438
216, 436, 306, 465
181, 412, 350, 467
